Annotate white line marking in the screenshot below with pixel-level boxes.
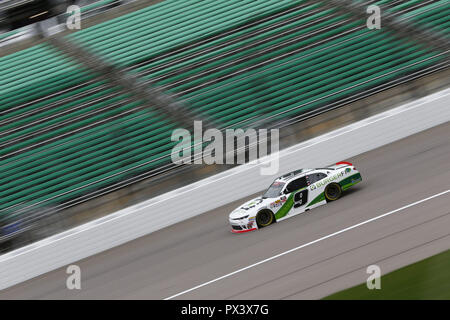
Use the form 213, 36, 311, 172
164, 189, 450, 300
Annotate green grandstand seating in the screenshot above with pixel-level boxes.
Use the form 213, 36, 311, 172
80, 0, 119, 13
0, 0, 448, 218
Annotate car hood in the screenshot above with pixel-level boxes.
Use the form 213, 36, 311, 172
229, 197, 272, 219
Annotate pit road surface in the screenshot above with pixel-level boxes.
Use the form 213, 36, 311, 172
1, 122, 449, 299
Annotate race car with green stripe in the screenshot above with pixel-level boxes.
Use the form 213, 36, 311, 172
229, 162, 362, 233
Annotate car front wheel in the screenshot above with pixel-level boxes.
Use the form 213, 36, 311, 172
256, 210, 274, 228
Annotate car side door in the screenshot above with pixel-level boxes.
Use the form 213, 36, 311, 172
284, 176, 309, 211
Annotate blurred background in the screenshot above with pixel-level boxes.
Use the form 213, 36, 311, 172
0, 0, 449, 253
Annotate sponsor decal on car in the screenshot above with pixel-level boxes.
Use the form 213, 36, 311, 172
241, 198, 263, 210
269, 196, 287, 209
351, 177, 362, 183
311, 171, 346, 190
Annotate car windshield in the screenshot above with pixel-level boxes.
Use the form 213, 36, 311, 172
262, 181, 285, 198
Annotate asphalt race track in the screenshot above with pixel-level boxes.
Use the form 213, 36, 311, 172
1, 122, 449, 299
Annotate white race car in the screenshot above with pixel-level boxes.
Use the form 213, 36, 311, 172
229, 162, 362, 233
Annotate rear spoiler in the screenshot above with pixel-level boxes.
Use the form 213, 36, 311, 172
328, 161, 354, 170
336, 161, 353, 166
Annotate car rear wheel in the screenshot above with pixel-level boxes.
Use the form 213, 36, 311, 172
324, 183, 342, 202
256, 210, 274, 228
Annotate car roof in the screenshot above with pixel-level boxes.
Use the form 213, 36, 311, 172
276, 169, 312, 182
276, 167, 335, 183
